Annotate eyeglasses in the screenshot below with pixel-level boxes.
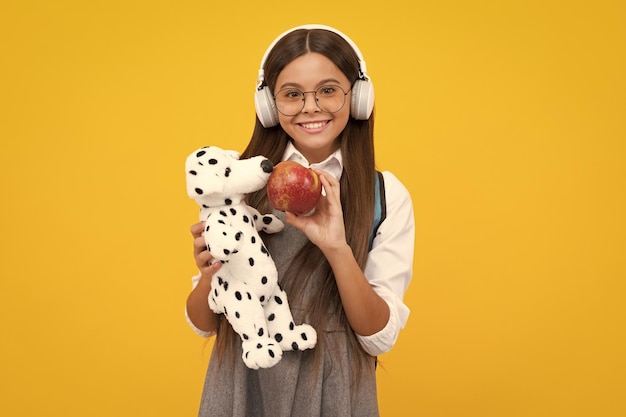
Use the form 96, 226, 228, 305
274, 85, 350, 116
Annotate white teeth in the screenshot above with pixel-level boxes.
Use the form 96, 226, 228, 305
301, 121, 326, 129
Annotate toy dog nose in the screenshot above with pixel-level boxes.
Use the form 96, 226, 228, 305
261, 159, 274, 173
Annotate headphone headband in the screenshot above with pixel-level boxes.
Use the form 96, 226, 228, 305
256, 24, 370, 89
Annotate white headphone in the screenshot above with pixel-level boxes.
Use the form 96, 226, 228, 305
254, 24, 375, 128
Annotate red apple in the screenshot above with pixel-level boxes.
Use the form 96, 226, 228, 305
267, 161, 322, 214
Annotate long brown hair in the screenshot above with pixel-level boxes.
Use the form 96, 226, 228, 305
214, 28, 378, 377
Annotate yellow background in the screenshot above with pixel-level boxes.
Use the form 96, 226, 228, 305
1, 1, 624, 416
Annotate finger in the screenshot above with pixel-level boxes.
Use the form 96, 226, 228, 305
190, 221, 205, 238
197, 247, 214, 265
284, 210, 312, 235
284, 210, 299, 226
193, 236, 208, 255
196, 248, 221, 274
316, 170, 338, 192
313, 168, 337, 184
202, 259, 222, 276
316, 172, 341, 206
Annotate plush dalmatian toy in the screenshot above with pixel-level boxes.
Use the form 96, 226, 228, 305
186, 146, 317, 369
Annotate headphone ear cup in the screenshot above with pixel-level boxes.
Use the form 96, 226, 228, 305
350, 79, 375, 120
254, 87, 279, 128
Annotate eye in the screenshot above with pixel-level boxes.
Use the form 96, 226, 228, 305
278, 89, 303, 100
318, 85, 338, 96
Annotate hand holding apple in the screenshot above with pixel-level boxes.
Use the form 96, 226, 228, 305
266, 161, 322, 215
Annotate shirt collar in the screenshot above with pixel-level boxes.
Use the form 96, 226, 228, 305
281, 141, 344, 181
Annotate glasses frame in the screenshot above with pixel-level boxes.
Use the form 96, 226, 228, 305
273, 84, 351, 116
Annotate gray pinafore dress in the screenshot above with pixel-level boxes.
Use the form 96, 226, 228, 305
197, 213, 379, 417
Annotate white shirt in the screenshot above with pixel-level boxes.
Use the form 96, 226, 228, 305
187, 144, 415, 357
282, 143, 415, 356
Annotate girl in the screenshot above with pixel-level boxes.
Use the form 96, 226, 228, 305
186, 24, 415, 417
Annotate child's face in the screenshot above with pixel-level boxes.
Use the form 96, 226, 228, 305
274, 52, 352, 164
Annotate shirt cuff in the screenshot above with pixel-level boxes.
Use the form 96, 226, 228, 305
355, 301, 403, 356
186, 273, 217, 338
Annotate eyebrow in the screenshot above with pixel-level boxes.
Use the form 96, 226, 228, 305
277, 78, 343, 90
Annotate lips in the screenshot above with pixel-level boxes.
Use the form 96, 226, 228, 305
299, 121, 329, 130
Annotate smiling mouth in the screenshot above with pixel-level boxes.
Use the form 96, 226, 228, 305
299, 121, 328, 129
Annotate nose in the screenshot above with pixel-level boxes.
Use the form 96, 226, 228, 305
261, 159, 274, 173
301, 91, 320, 113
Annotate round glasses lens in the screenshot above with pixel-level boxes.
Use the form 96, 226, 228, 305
274, 88, 305, 116
315, 85, 347, 113
274, 85, 348, 116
